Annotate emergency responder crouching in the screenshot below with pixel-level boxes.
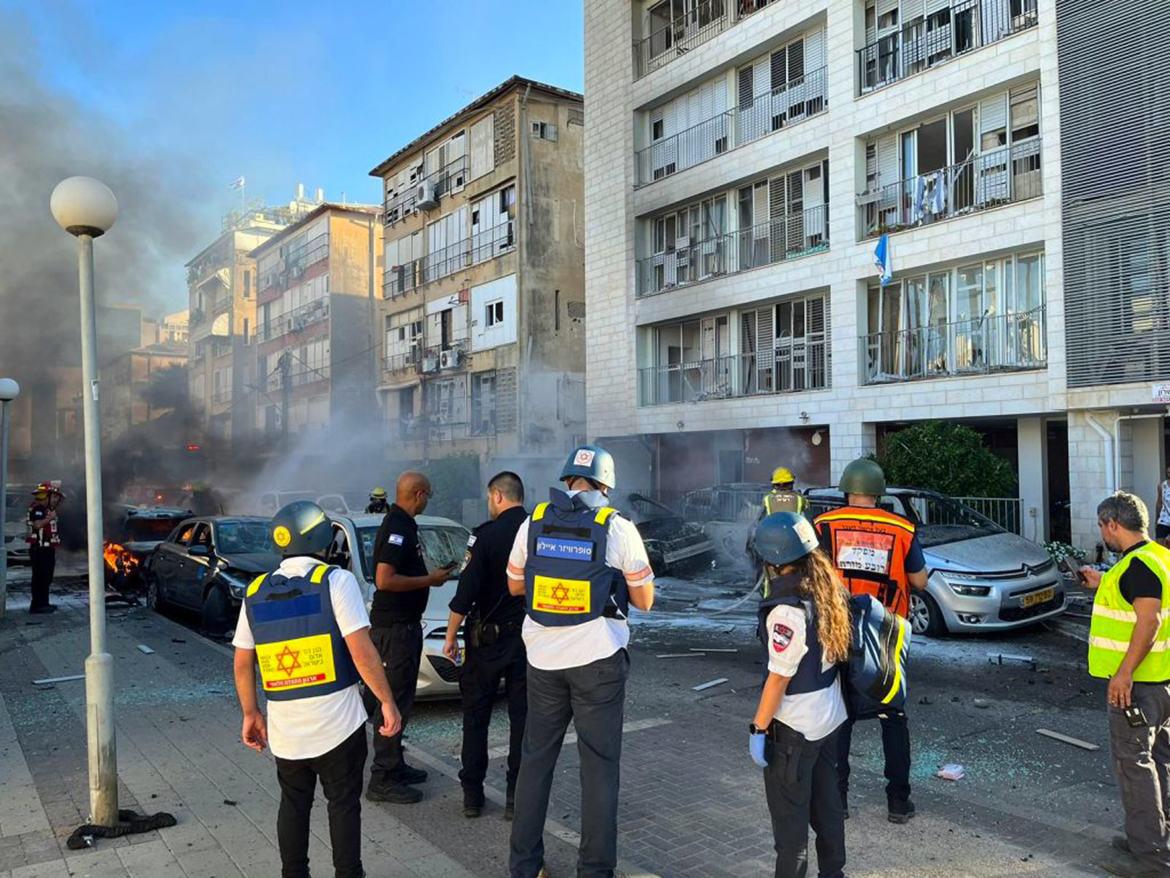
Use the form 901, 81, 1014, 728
750, 511, 850, 878
443, 471, 529, 819
506, 445, 655, 878
366, 487, 389, 515
814, 458, 927, 824
232, 500, 402, 878
27, 482, 64, 614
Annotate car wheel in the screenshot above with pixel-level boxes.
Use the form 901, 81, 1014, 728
201, 586, 232, 639
144, 572, 165, 612
909, 591, 945, 637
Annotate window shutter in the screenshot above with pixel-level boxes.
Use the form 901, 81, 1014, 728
980, 93, 1008, 142
770, 47, 787, 91
805, 28, 826, 73
738, 64, 754, 108
877, 0, 899, 19
877, 132, 899, 185
544, 123, 558, 142
902, 0, 925, 20
787, 39, 804, 80
924, 0, 949, 13
470, 115, 494, 179
754, 55, 770, 99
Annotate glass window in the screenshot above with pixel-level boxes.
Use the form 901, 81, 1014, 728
1015, 253, 1043, 312
955, 264, 983, 323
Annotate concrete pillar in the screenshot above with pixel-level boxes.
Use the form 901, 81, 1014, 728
829, 419, 876, 485
1068, 409, 1116, 553
1127, 416, 1164, 525
1017, 416, 1048, 543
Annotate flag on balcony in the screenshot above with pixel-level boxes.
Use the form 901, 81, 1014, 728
873, 234, 893, 287
229, 176, 246, 190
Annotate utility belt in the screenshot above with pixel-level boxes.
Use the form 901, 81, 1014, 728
764, 720, 810, 784
467, 617, 523, 648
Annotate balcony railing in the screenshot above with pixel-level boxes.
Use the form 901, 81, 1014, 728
257, 298, 330, 343
858, 138, 1042, 239
633, 0, 780, 79
383, 222, 516, 298
635, 67, 826, 187
385, 348, 422, 373
860, 305, 1046, 384
385, 155, 470, 225
638, 340, 829, 406
858, 0, 1038, 95
636, 206, 828, 297
954, 496, 1023, 534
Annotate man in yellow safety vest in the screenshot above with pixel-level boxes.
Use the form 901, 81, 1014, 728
1082, 491, 1170, 878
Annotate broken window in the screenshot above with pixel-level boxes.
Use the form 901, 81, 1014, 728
471, 186, 515, 263
485, 300, 505, 327
471, 371, 497, 435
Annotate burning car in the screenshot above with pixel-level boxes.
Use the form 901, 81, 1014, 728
103, 506, 193, 598
613, 492, 714, 576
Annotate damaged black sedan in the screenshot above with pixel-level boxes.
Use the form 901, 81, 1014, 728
614, 492, 714, 576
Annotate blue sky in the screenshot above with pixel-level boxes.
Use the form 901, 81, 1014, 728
3, 0, 583, 306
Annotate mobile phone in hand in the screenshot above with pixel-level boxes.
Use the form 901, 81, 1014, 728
1124, 705, 1148, 728
1056, 556, 1086, 585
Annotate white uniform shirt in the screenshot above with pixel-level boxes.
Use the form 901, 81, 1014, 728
508, 501, 654, 671
765, 602, 847, 742
233, 557, 371, 760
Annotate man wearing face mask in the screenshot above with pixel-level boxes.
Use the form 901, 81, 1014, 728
505, 445, 655, 878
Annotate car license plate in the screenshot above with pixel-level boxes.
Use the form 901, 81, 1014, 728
1020, 587, 1054, 609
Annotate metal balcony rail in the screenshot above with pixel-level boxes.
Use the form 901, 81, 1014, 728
384, 155, 470, 224
954, 496, 1023, 534
383, 222, 516, 298
635, 0, 732, 79
256, 298, 330, 343
211, 389, 232, 405
637, 339, 829, 406
635, 67, 826, 187
858, 138, 1042, 239
266, 365, 331, 392
285, 236, 329, 275
636, 205, 828, 297
860, 305, 1046, 384
857, 0, 1038, 95
384, 348, 421, 373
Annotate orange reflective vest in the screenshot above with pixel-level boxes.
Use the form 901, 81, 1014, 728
814, 506, 917, 618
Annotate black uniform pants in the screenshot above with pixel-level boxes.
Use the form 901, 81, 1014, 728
29, 546, 55, 610
835, 710, 911, 806
763, 725, 846, 878
459, 630, 527, 793
274, 725, 367, 878
362, 621, 422, 785
509, 649, 629, 878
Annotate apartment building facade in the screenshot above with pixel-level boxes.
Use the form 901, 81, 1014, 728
186, 190, 322, 444
371, 76, 587, 480
587, 0, 1169, 551
250, 203, 384, 437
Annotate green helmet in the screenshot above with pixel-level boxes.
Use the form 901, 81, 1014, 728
839, 458, 886, 497
271, 500, 332, 558
752, 511, 820, 566
560, 444, 617, 491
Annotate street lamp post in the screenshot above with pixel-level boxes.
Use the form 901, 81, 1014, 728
0, 378, 20, 620
50, 176, 119, 827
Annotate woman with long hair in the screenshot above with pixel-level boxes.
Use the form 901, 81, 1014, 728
748, 511, 851, 878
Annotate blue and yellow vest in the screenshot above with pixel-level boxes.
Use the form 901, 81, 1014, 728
244, 562, 360, 701
524, 489, 629, 627
757, 573, 838, 695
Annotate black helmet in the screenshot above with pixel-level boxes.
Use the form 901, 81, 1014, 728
752, 511, 820, 567
271, 500, 332, 558
839, 458, 886, 497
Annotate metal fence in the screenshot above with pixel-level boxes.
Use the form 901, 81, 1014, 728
859, 138, 1042, 238
383, 222, 515, 297
860, 305, 1046, 384
637, 206, 828, 297
384, 155, 469, 224
858, 0, 1038, 95
955, 496, 1023, 534
637, 338, 829, 406
256, 298, 330, 343
635, 67, 827, 187
634, 0, 732, 79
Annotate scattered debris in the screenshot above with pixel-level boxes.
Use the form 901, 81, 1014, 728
691, 647, 737, 653
692, 678, 728, 692
33, 674, 85, 686
171, 638, 187, 644
988, 653, 1036, 669
973, 699, 990, 709
222, 799, 238, 807
918, 696, 933, 706
1037, 728, 1099, 751
656, 653, 705, 659
136, 644, 155, 655
937, 763, 966, 781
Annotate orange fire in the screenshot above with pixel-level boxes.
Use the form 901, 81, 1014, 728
103, 541, 139, 574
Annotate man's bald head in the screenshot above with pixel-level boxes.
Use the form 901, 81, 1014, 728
396, 471, 432, 516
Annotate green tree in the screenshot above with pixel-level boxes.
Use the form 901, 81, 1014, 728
872, 421, 1017, 498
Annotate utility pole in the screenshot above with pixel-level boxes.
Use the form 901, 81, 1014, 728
278, 352, 291, 448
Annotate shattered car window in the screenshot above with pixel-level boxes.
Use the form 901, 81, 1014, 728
215, 521, 273, 554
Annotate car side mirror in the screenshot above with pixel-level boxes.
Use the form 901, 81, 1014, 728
188, 544, 209, 557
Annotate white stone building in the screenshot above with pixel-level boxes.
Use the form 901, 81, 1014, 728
584, 0, 1170, 551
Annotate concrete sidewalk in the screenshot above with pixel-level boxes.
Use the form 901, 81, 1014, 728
0, 587, 489, 878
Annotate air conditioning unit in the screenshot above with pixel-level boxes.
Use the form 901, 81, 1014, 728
291, 316, 306, 332
421, 354, 440, 373
439, 348, 463, 370
415, 182, 438, 210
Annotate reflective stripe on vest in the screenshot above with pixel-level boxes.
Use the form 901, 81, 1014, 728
243, 563, 361, 701
815, 507, 915, 619
763, 491, 804, 516
524, 488, 627, 627
1088, 542, 1170, 681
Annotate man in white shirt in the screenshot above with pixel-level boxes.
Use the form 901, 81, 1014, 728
233, 501, 401, 878
506, 445, 655, 878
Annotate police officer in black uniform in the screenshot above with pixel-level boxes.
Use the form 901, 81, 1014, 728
443, 471, 529, 819
364, 471, 456, 804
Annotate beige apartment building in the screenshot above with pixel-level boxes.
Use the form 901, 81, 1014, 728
250, 203, 384, 438
371, 76, 587, 480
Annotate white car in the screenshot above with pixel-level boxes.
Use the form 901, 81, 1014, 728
326, 513, 470, 700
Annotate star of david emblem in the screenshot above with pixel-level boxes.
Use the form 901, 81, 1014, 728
275, 644, 302, 677
550, 582, 571, 604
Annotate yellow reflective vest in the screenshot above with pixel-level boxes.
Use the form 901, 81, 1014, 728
763, 490, 806, 516
1088, 541, 1170, 681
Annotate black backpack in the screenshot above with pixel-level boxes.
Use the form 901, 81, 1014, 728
845, 594, 911, 720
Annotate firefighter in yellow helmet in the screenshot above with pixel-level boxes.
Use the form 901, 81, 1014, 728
763, 467, 807, 517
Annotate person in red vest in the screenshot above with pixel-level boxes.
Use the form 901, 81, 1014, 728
814, 458, 927, 825
26, 482, 64, 614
